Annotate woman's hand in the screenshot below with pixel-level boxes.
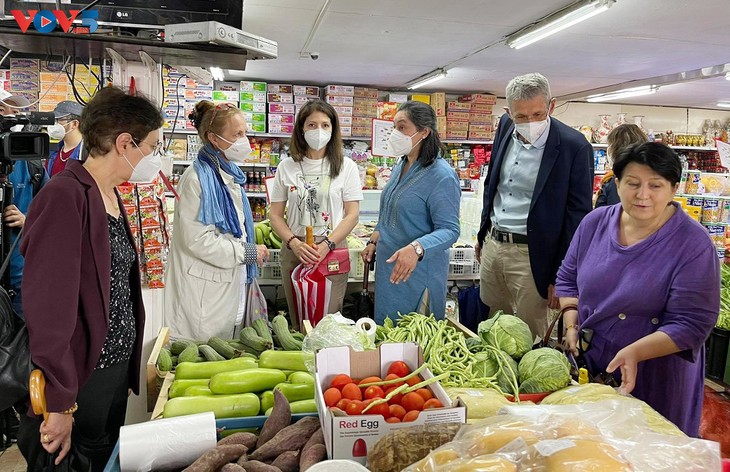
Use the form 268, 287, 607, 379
606, 346, 639, 395
40, 412, 74, 464
386, 245, 418, 284
314, 242, 331, 265
292, 239, 320, 266
361, 244, 376, 264
564, 328, 579, 357
256, 244, 270, 266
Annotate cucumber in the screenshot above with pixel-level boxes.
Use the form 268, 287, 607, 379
252, 319, 274, 345
288, 371, 315, 385
156, 348, 172, 372
271, 315, 302, 350
163, 393, 260, 419
259, 350, 312, 372
265, 399, 317, 416
209, 336, 237, 359
183, 385, 214, 396
169, 379, 209, 399
170, 339, 197, 355
209, 368, 287, 395
274, 382, 315, 402
199, 344, 226, 362
175, 357, 258, 380
239, 327, 272, 352
260, 390, 274, 414
178, 343, 200, 363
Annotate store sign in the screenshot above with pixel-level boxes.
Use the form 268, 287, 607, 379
10, 10, 99, 34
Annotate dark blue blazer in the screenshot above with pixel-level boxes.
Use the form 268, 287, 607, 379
477, 114, 594, 298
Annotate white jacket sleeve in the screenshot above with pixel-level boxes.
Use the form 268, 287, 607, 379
174, 169, 247, 269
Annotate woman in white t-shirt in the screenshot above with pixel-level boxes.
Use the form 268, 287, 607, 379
270, 100, 363, 328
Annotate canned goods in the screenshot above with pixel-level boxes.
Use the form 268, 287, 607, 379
703, 223, 727, 248
702, 197, 722, 223
684, 171, 702, 195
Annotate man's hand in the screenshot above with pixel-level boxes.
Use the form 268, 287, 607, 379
3, 205, 25, 228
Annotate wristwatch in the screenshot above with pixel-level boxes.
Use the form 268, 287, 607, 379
410, 241, 424, 261
324, 237, 336, 251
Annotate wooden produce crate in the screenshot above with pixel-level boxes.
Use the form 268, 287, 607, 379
151, 371, 175, 420
146, 327, 171, 412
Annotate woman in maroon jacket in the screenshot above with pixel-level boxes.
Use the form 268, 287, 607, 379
18, 87, 163, 471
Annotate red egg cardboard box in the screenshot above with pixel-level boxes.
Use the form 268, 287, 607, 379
314, 342, 466, 463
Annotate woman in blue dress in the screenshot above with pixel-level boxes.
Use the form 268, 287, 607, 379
362, 101, 460, 324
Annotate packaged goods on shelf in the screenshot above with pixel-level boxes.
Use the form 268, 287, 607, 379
431, 92, 446, 116
186, 78, 212, 90
325, 84, 355, 96
410, 94, 430, 104
168, 138, 188, 161
447, 121, 469, 132
268, 123, 294, 135
446, 131, 468, 140
325, 94, 354, 106
242, 112, 267, 125
187, 135, 203, 159
162, 107, 185, 119
352, 126, 372, 137
293, 84, 320, 96
268, 113, 294, 124
40, 82, 68, 95
267, 83, 293, 94
447, 101, 470, 112
10, 69, 39, 82
268, 103, 295, 114
469, 112, 493, 123
240, 80, 267, 93
468, 124, 494, 141
341, 126, 352, 137
249, 122, 266, 133
211, 90, 238, 101
164, 118, 188, 130
459, 93, 497, 104
267, 92, 293, 104
240, 101, 266, 113
377, 102, 398, 120
354, 86, 379, 99
294, 95, 317, 106
437, 116, 447, 137
447, 110, 470, 122
240, 91, 266, 103
338, 115, 353, 126
10, 58, 39, 70
185, 89, 212, 100
353, 100, 378, 118
332, 105, 353, 117
388, 93, 408, 103
352, 116, 373, 128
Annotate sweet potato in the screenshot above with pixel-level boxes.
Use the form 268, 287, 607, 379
237, 460, 281, 472
221, 464, 246, 472
299, 443, 326, 472
218, 431, 258, 450
183, 444, 248, 472
301, 427, 324, 456
236, 451, 248, 467
271, 450, 299, 472
367, 423, 462, 472
257, 390, 291, 449
250, 416, 320, 461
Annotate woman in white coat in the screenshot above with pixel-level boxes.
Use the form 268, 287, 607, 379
165, 102, 268, 340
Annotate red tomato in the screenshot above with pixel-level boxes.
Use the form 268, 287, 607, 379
330, 374, 353, 390
346, 400, 364, 416
342, 383, 363, 401
415, 388, 434, 401
401, 392, 425, 412
386, 417, 401, 423
405, 376, 421, 387
364, 385, 385, 400
358, 376, 382, 386
387, 361, 411, 378
388, 404, 406, 420
385, 387, 404, 406
335, 398, 351, 411
384, 373, 405, 389
367, 401, 390, 418
402, 410, 420, 422
324, 387, 343, 407
423, 398, 444, 410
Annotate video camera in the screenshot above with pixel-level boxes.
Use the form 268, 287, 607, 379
0, 112, 53, 163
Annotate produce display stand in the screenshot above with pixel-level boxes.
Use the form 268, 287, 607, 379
145, 327, 171, 412
150, 372, 174, 420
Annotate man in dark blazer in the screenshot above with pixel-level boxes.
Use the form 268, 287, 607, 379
476, 73, 593, 337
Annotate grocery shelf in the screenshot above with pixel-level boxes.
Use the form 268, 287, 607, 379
172, 160, 270, 168
443, 139, 494, 145
247, 192, 267, 198
591, 143, 716, 152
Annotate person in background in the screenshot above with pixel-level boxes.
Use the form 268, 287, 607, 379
0, 95, 49, 318
165, 101, 268, 340
270, 99, 363, 329
475, 73, 593, 338
46, 100, 85, 177
556, 142, 719, 437
18, 87, 162, 470
361, 100, 460, 324
595, 123, 648, 208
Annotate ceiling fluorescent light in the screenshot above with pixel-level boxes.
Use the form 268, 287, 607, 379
726, 73, 730, 80
586, 85, 658, 102
506, 0, 615, 49
718, 102, 730, 108
407, 69, 447, 90
209, 67, 225, 81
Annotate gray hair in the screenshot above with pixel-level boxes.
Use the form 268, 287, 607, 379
505, 73, 552, 109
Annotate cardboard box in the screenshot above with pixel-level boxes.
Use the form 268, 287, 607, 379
187, 78, 213, 90
353, 103, 377, 118
164, 118, 188, 130
353, 97, 377, 108
248, 122, 267, 133
338, 115, 353, 126
430, 92, 446, 116
469, 130, 495, 141
459, 93, 497, 104
163, 97, 183, 108
240, 81, 267, 93
469, 112, 493, 123
326, 95, 354, 106
11, 81, 39, 91
267, 83, 293, 94
40, 83, 68, 94
11, 70, 39, 82
410, 94, 430, 105
10, 59, 39, 70
314, 343, 466, 461
239, 101, 267, 113
437, 116, 447, 137
162, 107, 185, 119
332, 105, 353, 116
267, 93, 294, 104
240, 92, 267, 103
446, 131, 468, 140
294, 95, 317, 105
185, 89, 213, 100
352, 126, 372, 137
268, 123, 294, 135
447, 121, 469, 132
352, 116, 373, 128
469, 103, 494, 113
469, 123, 494, 133
212, 90, 239, 101
326, 84, 355, 96
268, 113, 294, 124
340, 126, 352, 137
377, 102, 399, 120
269, 103, 296, 114
40, 72, 67, 83
354, 87, 379, 99
447, 111, 470, 122
447, 101, 471, 112
242, 112, 267, 123
388, 93, 408, 103
293, 85, 320, 96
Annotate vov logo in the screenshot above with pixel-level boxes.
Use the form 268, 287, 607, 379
11, 10, 99, 34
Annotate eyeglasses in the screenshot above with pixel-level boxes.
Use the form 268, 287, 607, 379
135, 139, 164, 156
209, 102, 236, 126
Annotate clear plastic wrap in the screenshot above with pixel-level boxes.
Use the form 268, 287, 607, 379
302, 313, 375, 372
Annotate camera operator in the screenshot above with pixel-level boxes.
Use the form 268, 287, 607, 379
0, 94, 49, 318
46, 101, 85, 177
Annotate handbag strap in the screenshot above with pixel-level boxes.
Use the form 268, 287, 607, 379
542, 306, 568, 347
0, 227, 23, 281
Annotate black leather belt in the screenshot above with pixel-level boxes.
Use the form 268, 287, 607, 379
490, 227, 528, 244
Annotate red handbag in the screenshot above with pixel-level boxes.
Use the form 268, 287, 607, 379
315, 248, 351, 276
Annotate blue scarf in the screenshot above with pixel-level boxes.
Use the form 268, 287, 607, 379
194, 144, 258, 283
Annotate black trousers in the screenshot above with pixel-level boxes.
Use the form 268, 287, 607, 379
18, 360, 130, 472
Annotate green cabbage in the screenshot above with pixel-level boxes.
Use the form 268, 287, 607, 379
517, 347, 571, 393
477, 312, 533, 359
472, 349, 519, 394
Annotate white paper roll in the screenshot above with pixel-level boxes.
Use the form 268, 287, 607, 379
356, 317, 377, 344
119, 412, 217, 472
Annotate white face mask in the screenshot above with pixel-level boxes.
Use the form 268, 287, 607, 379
216, 134, 252, 163
125, 141, 162, 183
47, 123, 69, 140
514, 119, 548, 144
304, 128, 331, 151
388, 129, 422, 157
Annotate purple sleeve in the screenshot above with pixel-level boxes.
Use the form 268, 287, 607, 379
554, 219, 583, 298
658, 242, 720, 363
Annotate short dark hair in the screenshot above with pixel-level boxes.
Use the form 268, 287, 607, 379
613, 142, 682, 185
290, 99, 344, 178
397, 100, 443, 167
80, 87, 163, 156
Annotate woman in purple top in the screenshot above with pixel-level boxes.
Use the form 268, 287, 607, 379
555, 142, 719, 437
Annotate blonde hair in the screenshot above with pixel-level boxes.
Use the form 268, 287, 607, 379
188, 101, 241, 145
607, 124, 647, 166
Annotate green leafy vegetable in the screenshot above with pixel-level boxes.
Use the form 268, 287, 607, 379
478, 312, 533, 359
472, 348, 520, 394
718, 265, 730, 330
517, 347, 571, 393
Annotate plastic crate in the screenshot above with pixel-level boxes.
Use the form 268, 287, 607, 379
261, 265, 282, 279
267, 249, 281, 265
448, 259, 480, 277
449, 246, 475, 263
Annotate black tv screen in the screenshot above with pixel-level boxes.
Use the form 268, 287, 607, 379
1, 0, 243, 29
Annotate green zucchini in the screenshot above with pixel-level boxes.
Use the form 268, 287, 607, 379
170, 339, 197, 355
288, 371, 315, 385
265, 399, 317, 416
274, 382, 315, 402
291, 332, 305, 342
258, 350, 312, 372
209, 336, 236, 359
260, 390, 274, 414
178, 343, 200, 363
271, 315, 302, 351
239, 327, 272, 352
183, 385, 214, 396
199, 344, 226, 362
209, 368, 287, 395
169, 379, 209, 399
156, 348, 173, 372
175, 357, 258, 380
163, 393, 260, 419
252, 319, 274, 345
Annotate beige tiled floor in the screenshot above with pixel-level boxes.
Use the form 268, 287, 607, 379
0, 444, 26, 472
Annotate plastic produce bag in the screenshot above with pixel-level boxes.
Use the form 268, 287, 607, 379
302, 313, 375, 371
